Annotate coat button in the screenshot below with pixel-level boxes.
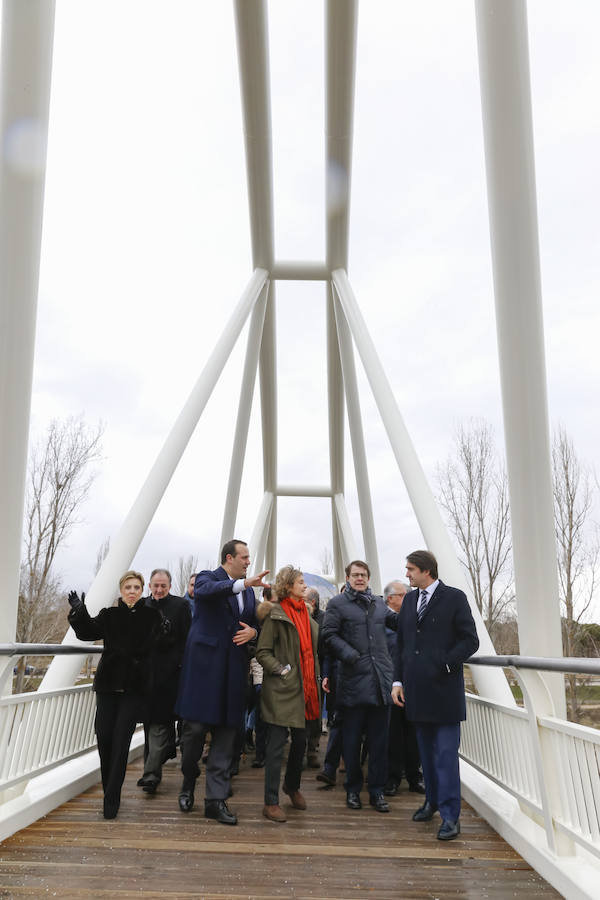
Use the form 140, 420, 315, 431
415, 650, 420, 654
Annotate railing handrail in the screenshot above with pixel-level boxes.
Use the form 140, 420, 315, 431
468, 654, 600, 676
3, 646, 600, 674
0, 643, 103, 656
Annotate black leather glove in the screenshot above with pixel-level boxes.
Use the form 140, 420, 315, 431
68, 590, 85, 609
160, 616, 172, 636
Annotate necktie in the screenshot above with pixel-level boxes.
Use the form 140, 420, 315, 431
416, 589, 428, 622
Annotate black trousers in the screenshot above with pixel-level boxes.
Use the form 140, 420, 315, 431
387, 705, 421, 785
323, 710, 343, 776
95, 692, 140, 808
341, 704, 389, 795
264, 723, 307, 805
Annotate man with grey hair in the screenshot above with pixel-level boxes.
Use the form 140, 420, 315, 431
384, 580, 424, 797
137, 568, 191, 794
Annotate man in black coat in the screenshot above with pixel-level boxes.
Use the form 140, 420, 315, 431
137, 568, 191, 794
392, 550, 479, 841
322, 560, 398, 813
383, 580, 424, 796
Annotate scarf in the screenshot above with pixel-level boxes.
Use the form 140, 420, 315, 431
280, 596, 320, 720
344, 582, 373, 607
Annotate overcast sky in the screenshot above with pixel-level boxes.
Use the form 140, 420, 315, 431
24, 1, 600, 616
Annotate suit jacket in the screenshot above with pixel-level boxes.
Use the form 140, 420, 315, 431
395, 580, 479, 724
176, 567, 257, 727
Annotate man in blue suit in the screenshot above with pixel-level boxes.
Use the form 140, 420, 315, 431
176, 539, 269, 824
392, 550, 479, 841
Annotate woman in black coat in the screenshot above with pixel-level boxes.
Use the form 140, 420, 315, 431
68, 570, 164, 819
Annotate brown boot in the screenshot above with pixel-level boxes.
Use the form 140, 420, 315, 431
263, 804, 287, 822
283, 783, 307, 810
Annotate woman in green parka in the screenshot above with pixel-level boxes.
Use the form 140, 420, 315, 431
256, 565, 320, 823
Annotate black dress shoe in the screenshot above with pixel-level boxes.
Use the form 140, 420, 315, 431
346, 792, 362, 810
369, 793, 390, 813
438, 819, 460, 841
142, 776, 159, 794
178, 778, 195, 813
383, 781, 398, 797
316, 770, 336, 787
137, 775, 158, 789
412, 801, 437, 822
408, 780, 426, 795
205, 799, 237, 825
251, 757, 265, 769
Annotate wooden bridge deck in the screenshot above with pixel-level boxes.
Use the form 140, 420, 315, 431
0, 750, 560, 899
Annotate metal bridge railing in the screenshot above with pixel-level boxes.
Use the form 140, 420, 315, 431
0, 644, 103, 793
2, 644, 600, 866
463, 654, 600, 861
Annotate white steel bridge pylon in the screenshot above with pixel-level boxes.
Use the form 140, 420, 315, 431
1, 0, 563, 715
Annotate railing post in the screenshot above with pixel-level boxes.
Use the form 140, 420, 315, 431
511, 667, 575, 856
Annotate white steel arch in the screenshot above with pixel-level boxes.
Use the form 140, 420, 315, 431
0, 0, 561, 715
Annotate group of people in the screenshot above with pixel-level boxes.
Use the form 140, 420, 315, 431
68, 540, 479, 842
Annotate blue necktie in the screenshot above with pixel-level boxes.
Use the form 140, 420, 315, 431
416, 589, 428, 622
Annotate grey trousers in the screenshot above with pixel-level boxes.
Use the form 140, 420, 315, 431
143, 722, 175, 781
181, 720, 236, 801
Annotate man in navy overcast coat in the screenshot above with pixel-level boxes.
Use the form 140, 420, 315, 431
176, 539, 268, 824
392, 549, 479, 841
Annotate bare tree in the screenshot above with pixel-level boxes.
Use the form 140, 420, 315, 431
173, 553, 200, 596
15, 416, 103, 692
319, 546, 334, 576
552, 426, 600, 721
437, 420, 513, 642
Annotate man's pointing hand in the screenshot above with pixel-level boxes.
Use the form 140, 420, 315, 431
244, 570, 270, 589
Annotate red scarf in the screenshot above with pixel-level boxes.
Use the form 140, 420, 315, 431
280, 596, 320, 720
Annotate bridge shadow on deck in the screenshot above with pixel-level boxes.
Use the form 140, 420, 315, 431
0, 749, 560, 899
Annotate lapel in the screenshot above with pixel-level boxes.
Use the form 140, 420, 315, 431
216, 566, 240, 619
420, 581, 444, 623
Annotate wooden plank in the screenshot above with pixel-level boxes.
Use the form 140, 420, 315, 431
0, 750, 561, 898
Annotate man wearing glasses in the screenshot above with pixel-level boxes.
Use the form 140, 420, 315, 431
322, 560, 398, 814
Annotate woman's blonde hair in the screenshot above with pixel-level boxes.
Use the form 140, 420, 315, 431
119, 570, 145, 590
274, 565, 302, 600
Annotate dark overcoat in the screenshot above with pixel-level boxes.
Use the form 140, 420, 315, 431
68, 598, 162, 707
143, 593, 191, 723
176, 567, 257, 728
395, 581, 479, 724
322, 591, 397, 708
256, 599, 320, 730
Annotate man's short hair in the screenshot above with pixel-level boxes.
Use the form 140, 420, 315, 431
150, 568, 172, 584
406, 550, 438, 580
383, 581, 409, 602
221, 539, 247, 564
345, 559, 371, 578
306, 587, 320, 608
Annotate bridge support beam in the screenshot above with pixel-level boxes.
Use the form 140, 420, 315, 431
41, 268, 268, 691
332, 269, 514, 706
475, 0, 565, 715
0, 2, 55, 677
